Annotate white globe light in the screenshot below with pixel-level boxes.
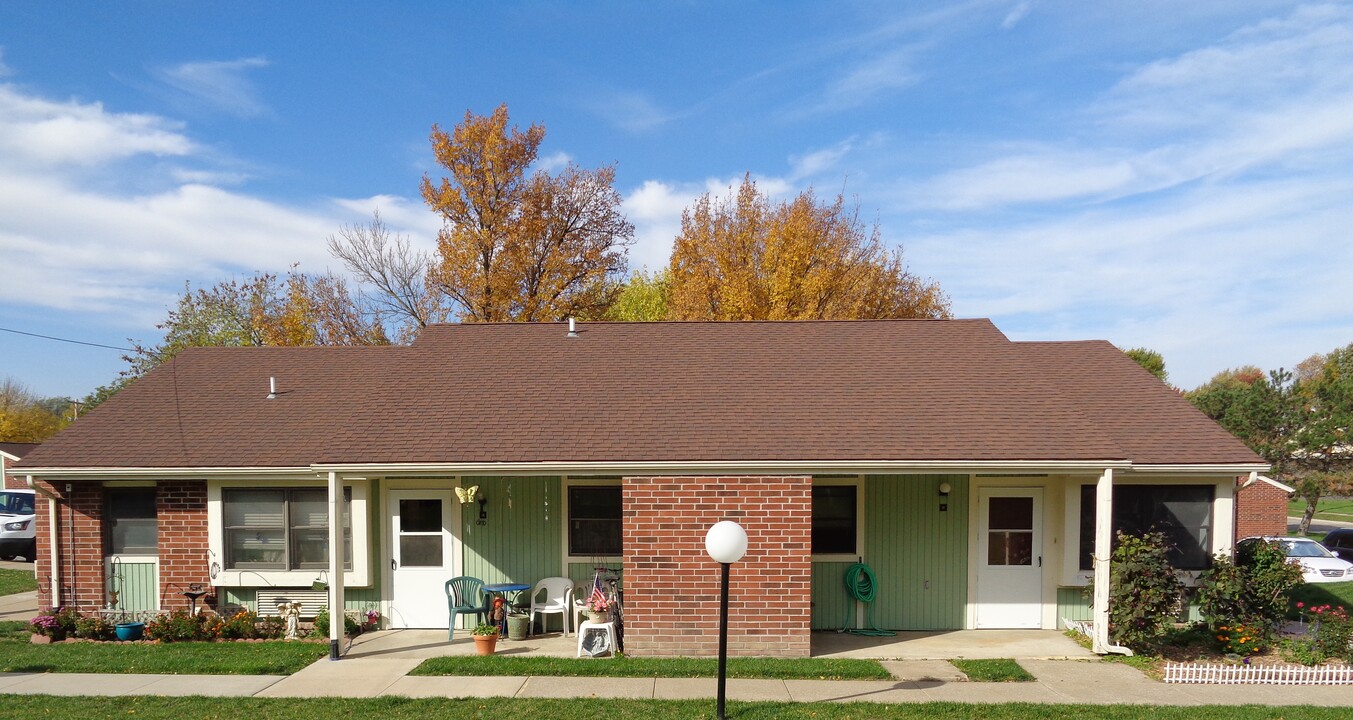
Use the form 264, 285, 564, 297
705, 520, 748, 564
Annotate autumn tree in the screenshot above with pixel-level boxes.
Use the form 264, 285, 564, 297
1187, 356, 1353, 535
0, 377, 69, 442
1122, 347, 1168, 384
666, 175, 949, 321
421, 104, 633, 322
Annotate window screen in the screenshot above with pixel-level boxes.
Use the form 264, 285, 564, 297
812, 485, 857, 555
569, 486, 622, 556
1079, 484, 1213, 570
107, 488, 157, 556
224, 488, 351, 570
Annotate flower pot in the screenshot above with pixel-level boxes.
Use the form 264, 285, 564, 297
507, 613, 529, 641
115, 622, 145, 641
473, 633, 499, 655
587, 610, 607, 624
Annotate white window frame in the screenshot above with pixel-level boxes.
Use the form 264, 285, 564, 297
562, 476, 623, 565
811, 475, 865, 562
208, 478, 369, 588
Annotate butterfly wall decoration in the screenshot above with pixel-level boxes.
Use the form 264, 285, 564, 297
454, 485, 480, 504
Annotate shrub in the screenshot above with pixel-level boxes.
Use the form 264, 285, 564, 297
28, 614, 60, 637
204, 609, 260, 639
145, 609, 211, 642
311, 607, 360, 638
1197, 539, 1303, 650
74, 615, 116, 641
1213, 622, 1265, 656
1104, 530, 1183, 653
257, 614, 286, 639
1283, 603, 1353, 665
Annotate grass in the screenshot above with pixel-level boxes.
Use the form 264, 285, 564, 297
0, 566, 38, 596
411, 655, 890, 680
950, 659, 1034, 682
0, 696, 1347, 720
1287, 496, 1353, 523
0, 620, 328, 675
1288, 580, 1353, 618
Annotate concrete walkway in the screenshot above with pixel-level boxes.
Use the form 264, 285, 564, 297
1, 655, 1350, 706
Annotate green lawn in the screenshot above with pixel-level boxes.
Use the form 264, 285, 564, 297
0, 696, 1345, 720
950, 659, 1034, 682
0, 566, 38, 596
1287, 496, 1353, 523
0, 621, 327, 675
411, 655, 890, 680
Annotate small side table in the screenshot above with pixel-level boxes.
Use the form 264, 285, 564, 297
576, 620, 616, 658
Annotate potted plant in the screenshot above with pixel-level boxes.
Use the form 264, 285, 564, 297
472, 622, 500, 655
585, 593, 610, 624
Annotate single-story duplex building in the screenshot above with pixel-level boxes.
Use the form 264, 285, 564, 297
9, 319, 1271, 657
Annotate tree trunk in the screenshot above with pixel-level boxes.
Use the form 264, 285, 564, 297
1298, 496, 1319, 536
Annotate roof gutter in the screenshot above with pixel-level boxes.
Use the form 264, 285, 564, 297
25, 475, 61, 608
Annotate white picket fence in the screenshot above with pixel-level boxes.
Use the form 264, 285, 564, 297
1164, 662, 1353, 685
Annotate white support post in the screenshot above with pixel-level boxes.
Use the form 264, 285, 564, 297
328, 471, 345, 660
1092, 467, 1113, 654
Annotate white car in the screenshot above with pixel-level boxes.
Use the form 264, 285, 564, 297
0, 488, 36, 562
1237, 536, 1353, 584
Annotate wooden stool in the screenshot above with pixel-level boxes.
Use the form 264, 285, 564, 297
576, 620, 616, 658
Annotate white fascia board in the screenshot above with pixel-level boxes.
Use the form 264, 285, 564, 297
6, 466, 314, 480
0, 450, 20, 463
311, 459, 1135, 476
1127, 463, 1270, 474
1247, 474, 1297, 493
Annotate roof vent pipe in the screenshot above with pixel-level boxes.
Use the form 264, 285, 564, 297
567, 317, 578, 338
267, 377, 277, 400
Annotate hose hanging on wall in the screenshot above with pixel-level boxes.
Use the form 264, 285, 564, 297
840, 562, 895, 636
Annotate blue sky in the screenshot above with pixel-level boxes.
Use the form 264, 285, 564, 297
2, 1, 1351, 399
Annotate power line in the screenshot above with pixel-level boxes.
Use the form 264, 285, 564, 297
0, 326, 134, 352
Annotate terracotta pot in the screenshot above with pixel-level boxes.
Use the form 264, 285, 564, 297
473, 633, 499, 656
587, 611, 607, 624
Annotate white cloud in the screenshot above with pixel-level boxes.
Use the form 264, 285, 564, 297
788, 139, 854, 182
823, 47, 921, 109
1002, 2, 1033, 29
621, 180, 699, 272
534, 150, 572, 172
0, 85, 193, 166
155, 57, 271, 119
600, 92, 674, 134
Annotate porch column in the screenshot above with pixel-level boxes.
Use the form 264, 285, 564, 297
1091, 467, 1128, 655
328, 471, 345, 660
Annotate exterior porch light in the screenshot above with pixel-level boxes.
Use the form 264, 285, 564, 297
705, 520, 748, 720
938, 481, 951, 512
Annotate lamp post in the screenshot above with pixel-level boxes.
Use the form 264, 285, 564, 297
704, 520, 748, 720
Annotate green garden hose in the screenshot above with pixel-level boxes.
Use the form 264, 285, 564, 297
840, 562, 895, 636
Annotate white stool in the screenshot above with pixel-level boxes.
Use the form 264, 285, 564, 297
576, 620, 616, 658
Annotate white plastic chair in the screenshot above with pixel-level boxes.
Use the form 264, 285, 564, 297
528, 576, 573, 637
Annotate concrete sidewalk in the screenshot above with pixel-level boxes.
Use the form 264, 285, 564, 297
2, 658, 1351, 706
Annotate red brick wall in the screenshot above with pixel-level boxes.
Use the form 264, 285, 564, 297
1235, 478, 1290, 540
622, 475, 812, 658
156, 480, 213, 612
32, 481, 104, 611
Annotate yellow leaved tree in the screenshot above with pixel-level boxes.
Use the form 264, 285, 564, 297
421, 104, 633, 322
667, 175, 949, 321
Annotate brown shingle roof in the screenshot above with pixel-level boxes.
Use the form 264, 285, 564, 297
14, 320, 1261, 470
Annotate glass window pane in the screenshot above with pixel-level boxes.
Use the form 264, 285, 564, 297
291, 528, 329, 567
400, 535, 443, 567
812, 485, 856, 554
988, 531, 1033, 566
1078, 484, 1214, 571
988, 497, 1033, 530
400, 499, 441, 533
225, 489, 284, 527
108, 489, 157, 555
289, 490, 328, 527
568, 487, 622, 556
227, 528, 285, 567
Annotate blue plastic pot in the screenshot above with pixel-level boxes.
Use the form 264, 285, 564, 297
115, 622, 145, 641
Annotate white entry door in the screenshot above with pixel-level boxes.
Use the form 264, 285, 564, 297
388, 490, 456, 628
975, 488, 1043, 628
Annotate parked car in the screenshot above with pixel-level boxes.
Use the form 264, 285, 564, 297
1321, 528, 1353, 563
0, 488, 36, 561
1237, 535, 1353, 584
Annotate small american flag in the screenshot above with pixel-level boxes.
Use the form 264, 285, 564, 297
590, 576, 607, 611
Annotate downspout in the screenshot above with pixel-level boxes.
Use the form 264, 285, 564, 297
25, 475, 61, 608
1092, 467, 1133, 656
327, 470, 345, 660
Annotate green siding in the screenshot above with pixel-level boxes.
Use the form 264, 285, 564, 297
1056, 586, 1201, 628
460, 476, 563, 587
861, 474, 969, 630
811, 562, 854, 629
108, 559, 157, 612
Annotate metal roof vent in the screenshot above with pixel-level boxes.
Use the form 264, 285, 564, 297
267, 376, 277, 400
567, 317, 578, 338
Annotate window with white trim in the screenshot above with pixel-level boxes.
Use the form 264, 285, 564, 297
812, 485, 857, 555
568, 486, 621, 557
223, 488, 352, 570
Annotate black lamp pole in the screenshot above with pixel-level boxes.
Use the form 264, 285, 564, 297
717, 560, 731, 720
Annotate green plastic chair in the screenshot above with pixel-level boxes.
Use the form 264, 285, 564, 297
446, 576, 489, 641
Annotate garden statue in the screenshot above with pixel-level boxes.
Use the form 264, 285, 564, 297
280, 601, 302, 640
